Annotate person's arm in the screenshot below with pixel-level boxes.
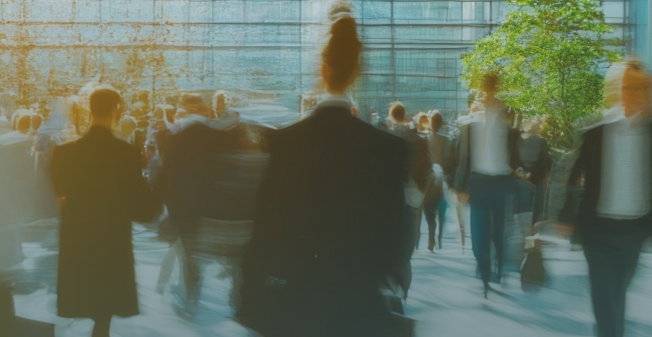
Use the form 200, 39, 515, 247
126, 146, 162, 223
509, 128, 524, 172
453, 124, 470, 193
558, 134, 589, 225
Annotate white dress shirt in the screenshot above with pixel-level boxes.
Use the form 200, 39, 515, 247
470, 103, 513, 176
597, 116, 652, 219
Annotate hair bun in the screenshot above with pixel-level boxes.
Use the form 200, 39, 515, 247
321, 4, 362, 93
329, 0, 353, 22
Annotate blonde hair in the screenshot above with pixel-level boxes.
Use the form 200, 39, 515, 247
605, 58, 649, 108
388, 102, 406, 123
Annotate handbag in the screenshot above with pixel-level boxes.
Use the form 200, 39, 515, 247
520, 236, 545, 292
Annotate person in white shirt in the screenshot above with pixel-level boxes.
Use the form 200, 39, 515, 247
566, 60, 652, 337
454, 73, 521, 297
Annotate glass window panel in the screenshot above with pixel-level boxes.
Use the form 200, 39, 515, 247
212, 1, 245, 23
361, 1, 391, 25
24, 0, 74, 22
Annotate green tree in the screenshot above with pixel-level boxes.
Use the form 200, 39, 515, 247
461, 0, 621, 155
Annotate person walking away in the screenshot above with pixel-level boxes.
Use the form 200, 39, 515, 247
50, 89, 159, 337
237, 7, 411, 337
423, 111, 454, 251
158, 111, 263, 317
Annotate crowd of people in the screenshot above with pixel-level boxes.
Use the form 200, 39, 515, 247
1, 4, 651, 337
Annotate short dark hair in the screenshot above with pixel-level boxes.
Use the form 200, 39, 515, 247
90, 89, 122, 119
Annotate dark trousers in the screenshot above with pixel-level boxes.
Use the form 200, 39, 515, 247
168, 216, 203, 314
437, 198, 448, 248
583, 215, 651, 337
469, 173, 514, 285
422, 177, 444, 251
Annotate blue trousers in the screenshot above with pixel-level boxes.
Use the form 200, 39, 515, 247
469, 173, 514, 285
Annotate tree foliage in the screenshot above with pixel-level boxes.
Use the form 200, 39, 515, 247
461, 0, 621, 154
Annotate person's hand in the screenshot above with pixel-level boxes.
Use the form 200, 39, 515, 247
515, 170, 532, 181
456, 191, 469, 204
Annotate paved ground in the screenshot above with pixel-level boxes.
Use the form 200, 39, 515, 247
5, 208, 652, 337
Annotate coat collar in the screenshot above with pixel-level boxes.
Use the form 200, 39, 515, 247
313, 94, 352, 112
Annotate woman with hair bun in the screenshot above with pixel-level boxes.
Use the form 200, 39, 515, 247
237, 6, 411, 337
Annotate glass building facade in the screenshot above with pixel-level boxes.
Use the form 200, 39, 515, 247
0, 0, 647, 117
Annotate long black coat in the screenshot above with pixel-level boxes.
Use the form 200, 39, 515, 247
237, 106, 409, 337
50, 126, 156, 318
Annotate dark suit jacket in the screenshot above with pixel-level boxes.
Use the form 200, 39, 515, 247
564, 124, 652, 233
50, 126, 156, 318
453, 121, 522, 192
237, 105, 409, 337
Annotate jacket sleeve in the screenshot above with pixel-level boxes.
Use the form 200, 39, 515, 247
558, 134, 590, 224
509, 128, 524, 171
453, 124, 470, 192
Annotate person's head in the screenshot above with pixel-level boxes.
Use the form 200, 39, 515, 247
482, 73, 500, 96
31, 114, 42, 131
416, 113, 430, 131
430, 111, 443, 132
17, 115, 31, 134
389, 103, 406, 123
181, 94, 210, 117
622, 61, 652, 118
90, 89, 123, 129
321, 15, 362, 94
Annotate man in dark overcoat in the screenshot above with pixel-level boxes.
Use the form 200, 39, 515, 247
50, 89, 157, 337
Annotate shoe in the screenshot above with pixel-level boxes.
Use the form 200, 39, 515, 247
483, 283, 489, 299
428, 238, 435, 252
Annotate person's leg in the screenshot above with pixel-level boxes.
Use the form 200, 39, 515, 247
456, 202, 466, 252
177, 220, 202, 315
584, 227, 626, 337
422, 180, 441, 252
469, 175, 491, 291
156, 238, 181, 294
412, 206, 422, 250
92, 315, 111, 337
489, 180, 507, 283
615, 225, 647, 337
437, 198, 448, 249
